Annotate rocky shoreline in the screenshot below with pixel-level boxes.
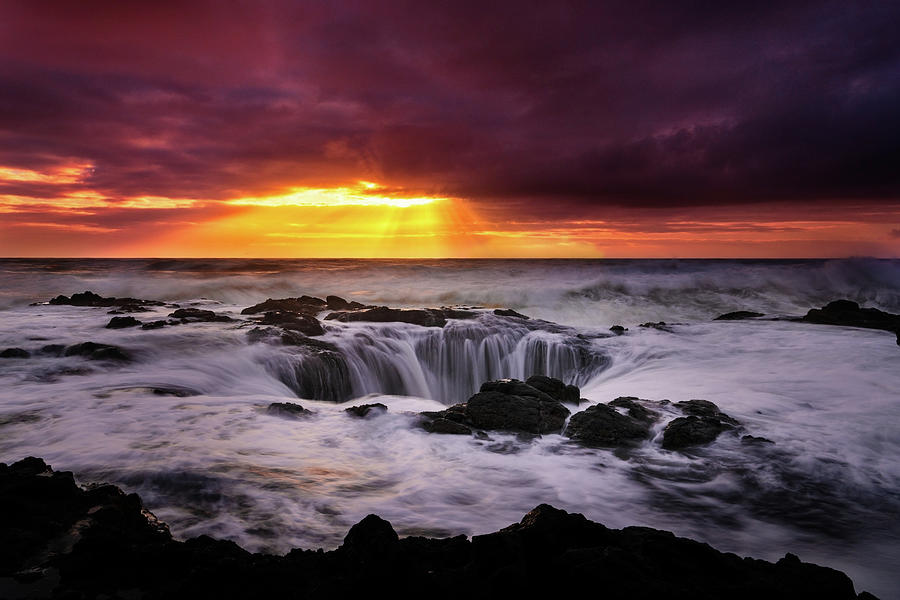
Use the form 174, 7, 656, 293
0, 457, 878, 599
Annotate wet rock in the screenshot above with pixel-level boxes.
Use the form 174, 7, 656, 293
493, 308, 530, 319
39, 344, 66, 356
715, 310, 764, 320
48, 291, 164, 308
639, 321, 672, 331
106, 316, 142, 329
608, 396, 660, 423
742, 434, 776, 445
345, 403, 388, 418
326, 306, 451, 327
524, 375, 580, 404
266, 402, 313, 419
0, 347, 30, 358
803, 300, 900, 337
107, 304, 152, 314
168, 308, 233, 323
326, 295, 367, 310
675, 399, 739, 425
0, 458, 872, 599
609, 325, 628, 335
240, 296, 328, 315
565, 403, 650, 447
662, 416, 732, 450
422, 417, 472, 435
63, 342, 130, 361
419, 380, 570, 435
257, 311, 325, 336
141, 320, 172, 330
466, 383, 570, 434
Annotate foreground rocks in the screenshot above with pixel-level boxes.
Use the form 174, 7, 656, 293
803, 300, 900, 344
0, 458, 875, 599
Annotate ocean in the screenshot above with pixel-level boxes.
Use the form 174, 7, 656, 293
1, 258, 898, 596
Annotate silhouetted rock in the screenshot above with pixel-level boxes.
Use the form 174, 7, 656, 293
106, 316, 142, 328
169, 308, 233, 323
493, 308, 530, 319
639, 321, 672, 331
141, 320, 173, 330
565, 403, 650, 447
326, 306, 452, 327
241, 296, 328, 315
0, 347, 30, 358
742, 434, 776, 445
803, 300, 900, 338
715, 310, 765, 320
524, 375, 580, 404
609, 325, 628, 334
48, 290, 164, 307
608, 396, 661, 423
326, 295, 367, 310
266, 402, 313, 418
257, 311, 325, 336
663, 416, 732, 450
63, 342, 130, 361
345, 403, 388, 418
0, 458, 874, 599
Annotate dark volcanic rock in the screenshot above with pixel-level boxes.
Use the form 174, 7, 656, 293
609, 325, 628, 335
803, 300, 900, 338
565, 403, 651, 447
141, 320, 172, 330
63, 342, 130, 361
419, 380, 570, 435
493, 308, 530, 319
0, 458, 874, 599
466, 387, 570, 434
344, 403, 388, 418
326, 295, 367, 311
524, 375, 580, 404
326, 306, 451, 327
608, 396, 660, 423
663, 416, 733, 450
0, 347, 30, 358
661, 399, 740, 450
266, 402, 313, 418
639, 321, 672, 331
48, 290, 164, 308
106, 316, 142, 328
675, 399, 739, 425
169, 308, 233, 323
258, 311, 325, 336
240, 296, 328, 315
742, 434, 776, 445
715, 310, 765, 320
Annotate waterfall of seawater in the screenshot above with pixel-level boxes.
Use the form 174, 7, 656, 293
264, 316, 609, 404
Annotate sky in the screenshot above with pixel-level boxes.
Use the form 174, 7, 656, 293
1, 0, 898, 258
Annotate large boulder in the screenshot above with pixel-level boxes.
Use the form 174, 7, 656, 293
661, 399, 740, 450
524, 375, 580, 404
564, 403, 651, 447
0, 347, 30, 359
48, 291, 164, 307
420, 379, 570, 435
240, 296, 329, 315
714, 311, 764, 320
266, 402, 313, 419
256, 311, 324, 336
63, 342, 130, 361
106, 316, 142, 328
803, 300, 900, 338
344, 403, 388, 418
168, 308, 232, 323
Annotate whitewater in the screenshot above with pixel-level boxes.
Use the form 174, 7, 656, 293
0, 258, 898, 597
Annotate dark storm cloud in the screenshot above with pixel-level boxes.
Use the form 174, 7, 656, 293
1, 0, 898, 209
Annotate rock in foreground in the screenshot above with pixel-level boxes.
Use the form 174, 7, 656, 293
0, 458, 875, 599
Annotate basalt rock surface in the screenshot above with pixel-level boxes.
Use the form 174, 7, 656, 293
325, 306, 477, 328
47, 291, 164, 308
715, 310, 765, 320
0, 458, 876, 599
803, 300, 900, 343
421, 378, 571, 435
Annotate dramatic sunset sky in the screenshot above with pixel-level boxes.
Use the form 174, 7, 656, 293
1, 1, 898, 258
